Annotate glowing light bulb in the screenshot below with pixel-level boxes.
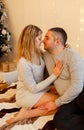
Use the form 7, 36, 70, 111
80, 18, 84, 22
80, 28, 83, 31
76, 44, 79, 48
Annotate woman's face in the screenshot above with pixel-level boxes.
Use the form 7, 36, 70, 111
35, 34, 42, 49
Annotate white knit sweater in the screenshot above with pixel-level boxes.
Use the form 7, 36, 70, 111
16, 57, 56, 108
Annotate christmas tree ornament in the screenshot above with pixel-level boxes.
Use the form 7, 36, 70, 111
0, 0, 11, 57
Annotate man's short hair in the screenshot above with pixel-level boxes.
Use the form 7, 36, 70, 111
48, 27, 67, 46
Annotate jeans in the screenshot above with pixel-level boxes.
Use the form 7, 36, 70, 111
53, 89, 84, 130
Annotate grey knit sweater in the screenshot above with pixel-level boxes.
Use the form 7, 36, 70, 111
44, 48, 84, 107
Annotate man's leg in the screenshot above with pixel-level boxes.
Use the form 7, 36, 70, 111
53, 102, 84, 130
75, 89, 84, 111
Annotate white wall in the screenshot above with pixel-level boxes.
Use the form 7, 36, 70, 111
5, 0, 84, 60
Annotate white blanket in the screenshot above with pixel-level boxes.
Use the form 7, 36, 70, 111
0, 102, 55, 129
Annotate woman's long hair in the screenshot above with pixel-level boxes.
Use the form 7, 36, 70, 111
16, 25, 42, 62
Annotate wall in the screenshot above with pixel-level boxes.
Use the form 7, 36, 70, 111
3, 0, 84, 61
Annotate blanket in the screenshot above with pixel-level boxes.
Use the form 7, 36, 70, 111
0, 83, 55, 130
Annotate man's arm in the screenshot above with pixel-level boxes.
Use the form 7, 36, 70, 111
55, 52, 84, 107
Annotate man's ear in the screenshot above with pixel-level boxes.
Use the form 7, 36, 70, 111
55, 39, 60, 46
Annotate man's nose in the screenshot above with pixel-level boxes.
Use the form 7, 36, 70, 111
42, 39, 45, 43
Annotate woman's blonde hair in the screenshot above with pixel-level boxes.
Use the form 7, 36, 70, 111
16, 25, 42, 62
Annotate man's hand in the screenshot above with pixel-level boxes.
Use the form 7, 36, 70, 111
65, 43, 71, 48
37, 101, 57, 112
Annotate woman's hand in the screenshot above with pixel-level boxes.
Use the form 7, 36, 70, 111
53, 60, 63, 77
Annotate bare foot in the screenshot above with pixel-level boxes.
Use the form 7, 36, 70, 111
6, 108, 29, 124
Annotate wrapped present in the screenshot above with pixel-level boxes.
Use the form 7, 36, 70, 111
1, 61, 16, 72
0, 80, 8, 91
9, 62, 16, 71
1, 62, 9, 72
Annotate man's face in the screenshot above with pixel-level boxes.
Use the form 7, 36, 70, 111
43, 31, 56, 51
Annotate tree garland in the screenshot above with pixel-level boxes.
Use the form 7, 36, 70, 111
0, 0, 11, 57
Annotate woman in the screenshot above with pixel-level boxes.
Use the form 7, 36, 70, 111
6, 25, 63, 124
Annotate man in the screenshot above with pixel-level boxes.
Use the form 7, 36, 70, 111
43, 27, 84, 130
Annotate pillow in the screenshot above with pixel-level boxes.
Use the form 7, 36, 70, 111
0, 70, 18, 85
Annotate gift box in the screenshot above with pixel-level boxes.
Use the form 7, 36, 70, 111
0, 81, 8, 91
1, 61, 16, 72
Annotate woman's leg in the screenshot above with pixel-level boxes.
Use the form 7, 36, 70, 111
6, 92, 58, 124
34, 92, 58, 108
6, 107, 48, 124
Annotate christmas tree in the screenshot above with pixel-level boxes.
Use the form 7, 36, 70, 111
0, 0, 11, 57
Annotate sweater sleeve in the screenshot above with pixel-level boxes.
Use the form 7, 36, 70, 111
17, 58, 57, 93
55, 52, 84, 107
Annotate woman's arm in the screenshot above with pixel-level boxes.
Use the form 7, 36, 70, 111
17, 58, 63, 93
